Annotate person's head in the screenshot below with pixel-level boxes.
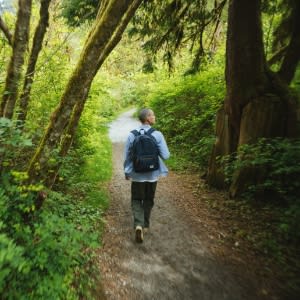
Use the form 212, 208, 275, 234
138, 108, 156, 125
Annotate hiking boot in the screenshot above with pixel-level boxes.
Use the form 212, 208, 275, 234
135, 226, 143, 243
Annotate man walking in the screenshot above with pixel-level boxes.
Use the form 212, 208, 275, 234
124, 108, 170, 243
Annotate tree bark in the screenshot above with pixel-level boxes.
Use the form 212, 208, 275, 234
224, 0, 267, 133
45, 100, 85, 188
208, 0, 266, 188
0, 0, 32, 119
0, 15, 13, 46
207, 0, 298, 196
18, 0, 52, 126
27, 0, 142, 190
207, 106, 235, 188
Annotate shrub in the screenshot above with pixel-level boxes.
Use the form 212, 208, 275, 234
0, 116, 104, 299
0, 118, 32, 170
145, 65, 225, 169
0, 170, 102, 299
222, 138, 300, 243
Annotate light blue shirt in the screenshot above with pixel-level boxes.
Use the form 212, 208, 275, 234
124, 125, 170, 182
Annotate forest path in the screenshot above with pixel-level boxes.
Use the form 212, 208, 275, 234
97, 109, 274, 300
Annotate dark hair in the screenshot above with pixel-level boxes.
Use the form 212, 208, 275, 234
138, 108, 153, 123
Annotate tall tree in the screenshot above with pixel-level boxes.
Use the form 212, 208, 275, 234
18, 0, 52, 125
130, 0, 299, 196
0, 0, 32, 119
28, 0, 142, 195
207, 0, 298, 196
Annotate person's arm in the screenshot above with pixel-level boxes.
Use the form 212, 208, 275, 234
124, 133, 134, 179
155, 132, 170, 160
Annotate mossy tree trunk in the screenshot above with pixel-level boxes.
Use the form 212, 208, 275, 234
18, 0, 52, 126
28, 0, 142, 193
45, 0, 141, 189
207, 0, 298, 197
0, 0, 32, 119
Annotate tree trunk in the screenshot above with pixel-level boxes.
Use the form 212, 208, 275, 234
207, 106, 236, 188
45, 101, 85, 188
18, 0, 52, 126
0, 0, 32, 119
27, 0, 142, 191
44, 0, 142, 190
207, 0, 298, 197
225, 0, 267, 132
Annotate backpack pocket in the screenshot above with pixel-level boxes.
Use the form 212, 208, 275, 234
134, 155, 159, 172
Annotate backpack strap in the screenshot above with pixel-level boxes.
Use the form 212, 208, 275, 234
146, 127, 156, 136
131, 128, 156, 136
130, 129, 140, 136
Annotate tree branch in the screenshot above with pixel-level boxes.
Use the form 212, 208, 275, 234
267, 45, 288, 65
0, 15, 13, 46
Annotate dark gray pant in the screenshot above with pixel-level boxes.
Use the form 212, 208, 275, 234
131, 181, 157, 228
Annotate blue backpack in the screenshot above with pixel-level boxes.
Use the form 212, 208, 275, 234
130, 128, 159, 172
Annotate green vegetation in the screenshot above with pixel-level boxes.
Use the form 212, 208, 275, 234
221, 137, 300, 240
0, 0, 299, 298
223, 138, 300, 202
128, 46, 300, 292
0, 3, 138, 296
133, 55, 225, 171
151, 66, 224, 170
60, 0, 99, 27
0, 82, 115, 298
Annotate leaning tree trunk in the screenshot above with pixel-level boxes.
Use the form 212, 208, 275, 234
18, 0, 52, 126
45, 0, 142, 190
0, 0, 32, 119
207, 0, 298, 197
28, 0, 142, 193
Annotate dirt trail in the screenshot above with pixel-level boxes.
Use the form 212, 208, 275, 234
97, 110, 277, 300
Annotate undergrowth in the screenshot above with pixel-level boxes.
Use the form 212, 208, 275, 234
0, 88, 113, 298
221, 138, 300, 244
136, 62, 225, 171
